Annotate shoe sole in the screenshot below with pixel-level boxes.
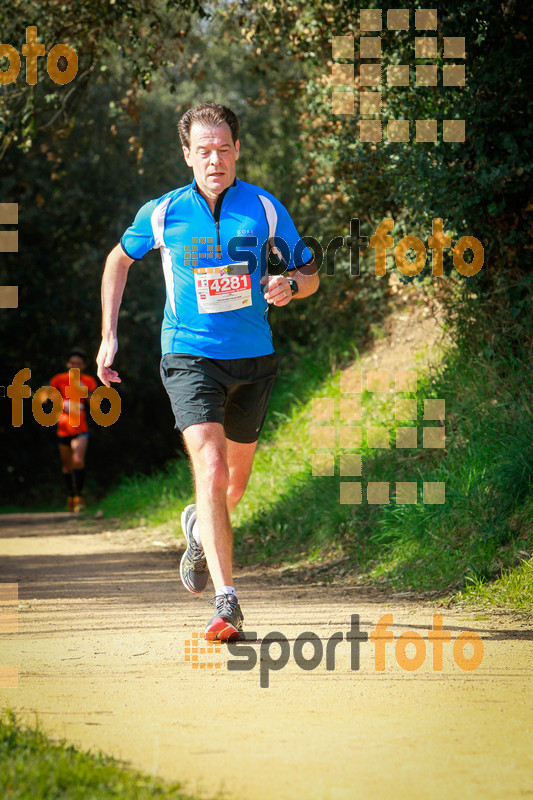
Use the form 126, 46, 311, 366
205, 617, 242, 641
179, 506, 205, 595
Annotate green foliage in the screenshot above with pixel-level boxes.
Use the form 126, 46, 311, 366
459, 555, 533, 612
1, 4, 209, 505
221, 0, 533, 273
0, 8, 314, 506
99, 458, 193, 524
0, 0, 206, 159
1, 0, 532, 619
0, 71, 183, 502
240, 294, 533, 605
0, 711, 198, 799
101, 273, 532, 609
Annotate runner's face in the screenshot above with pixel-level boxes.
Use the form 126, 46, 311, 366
67, 356, 85, 371
183, 123, 240, 199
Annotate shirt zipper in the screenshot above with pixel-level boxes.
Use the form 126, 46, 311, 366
212, 188, 228, 251
195, 183, 230, 251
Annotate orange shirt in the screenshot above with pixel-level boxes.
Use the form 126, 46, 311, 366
49, 372, 98, 437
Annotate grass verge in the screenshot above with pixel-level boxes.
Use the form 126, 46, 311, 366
457, 555, 533, 611
0, 711, 202, 800
98, 278, 533, 610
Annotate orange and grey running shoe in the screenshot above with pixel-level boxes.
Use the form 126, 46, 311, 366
205, 593, 244, 641
179, 504, 210, 594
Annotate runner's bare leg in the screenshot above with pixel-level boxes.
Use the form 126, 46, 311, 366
226, 438, 257, 511
183, 422, 232, 588
71, 434, 89, 469
58, 443, 73, 474
183, 423, 257, 590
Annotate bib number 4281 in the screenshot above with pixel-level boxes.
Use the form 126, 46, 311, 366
209, 275, 250, 294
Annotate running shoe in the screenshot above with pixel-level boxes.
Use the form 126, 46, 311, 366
180, 504, 210, 594
73, 495, 85, 513
205, 593, 244, 641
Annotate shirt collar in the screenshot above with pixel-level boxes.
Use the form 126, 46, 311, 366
192, 177, 238, 194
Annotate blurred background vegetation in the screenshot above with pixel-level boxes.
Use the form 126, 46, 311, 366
1, 0, 532, 604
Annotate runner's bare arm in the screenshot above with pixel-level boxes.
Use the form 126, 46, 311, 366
97, 243, 135, 386
263, 260, 319, 306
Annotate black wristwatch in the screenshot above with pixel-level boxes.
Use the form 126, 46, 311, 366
287, 278, 299, 296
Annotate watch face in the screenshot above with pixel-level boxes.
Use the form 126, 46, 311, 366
289, 279, 299, 295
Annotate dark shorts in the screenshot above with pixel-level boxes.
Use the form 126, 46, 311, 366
160, 353, 280, 443
57, 433, 89, 446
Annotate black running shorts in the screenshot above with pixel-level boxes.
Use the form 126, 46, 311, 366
160, 353, 280, 443
57, 433, 89, 445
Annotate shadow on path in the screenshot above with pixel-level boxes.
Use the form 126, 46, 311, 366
0, 512, 99, 538
1, 513, 532, 641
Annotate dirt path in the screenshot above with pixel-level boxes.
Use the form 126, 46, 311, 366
1, 512, 532, 800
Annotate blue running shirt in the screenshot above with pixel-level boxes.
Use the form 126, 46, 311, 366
121, 179, 313, 358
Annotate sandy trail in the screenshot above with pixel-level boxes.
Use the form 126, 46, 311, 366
0, 512, 532, 800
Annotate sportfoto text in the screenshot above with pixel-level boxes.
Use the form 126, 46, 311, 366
226, 614, 484, 688
0, 26, 78, 85
6, 368, 120, 428
231, 217, 484, 278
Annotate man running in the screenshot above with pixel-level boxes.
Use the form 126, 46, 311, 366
97, 103, 319, 640
50, 348, 97, 512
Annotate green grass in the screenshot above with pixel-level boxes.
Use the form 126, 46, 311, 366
93, 280, 533, 611
364, 355, 533, 595
0, 712, 203, 800
458, 555, 533, 611
98, 460, 193, 527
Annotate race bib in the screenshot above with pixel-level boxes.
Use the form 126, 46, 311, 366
194, 262, 252, 314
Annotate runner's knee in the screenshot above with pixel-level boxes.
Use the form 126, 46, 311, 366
226, 481, 246, 508
194, 448, 230, 495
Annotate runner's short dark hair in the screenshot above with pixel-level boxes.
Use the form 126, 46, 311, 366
68, 347, 87, 361
178, 103, 239, 149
